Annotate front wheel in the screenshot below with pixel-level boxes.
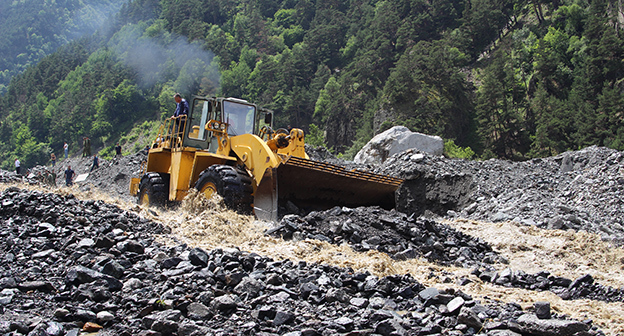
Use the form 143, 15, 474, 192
138, 172, 170, 207
195, 165, 253, 214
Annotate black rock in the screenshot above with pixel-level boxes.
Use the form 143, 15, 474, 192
569, 274, 594, 289
188, 248, 209, 267
273, 310, 295, 326
17, 281, 55, 292
517, 314, 589, 336
161, 257, 182, 269
211, 294, 238, 312
458, 306, 482, 330
101, 260, 125, 279
534, 301, 551, 319
187, 302, 211, 319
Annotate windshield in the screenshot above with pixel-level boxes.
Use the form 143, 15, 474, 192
224, 101, 255, 135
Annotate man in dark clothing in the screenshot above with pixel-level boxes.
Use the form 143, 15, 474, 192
90, 155, 99, 172
169, 93, 189, 145
115, 143, 122, 157
82, 137, 92, 157
64, 166, 75, 186
86, 137, 91, 156
173, 93, 189, 118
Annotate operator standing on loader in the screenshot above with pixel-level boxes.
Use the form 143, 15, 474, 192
172, 93, 189, 118
169, 93, 189, 142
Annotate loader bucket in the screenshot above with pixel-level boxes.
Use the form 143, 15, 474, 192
254, 156, 403, 222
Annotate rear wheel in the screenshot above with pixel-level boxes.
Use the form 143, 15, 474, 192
138, 172, 170, 207
195, 165, 253, 213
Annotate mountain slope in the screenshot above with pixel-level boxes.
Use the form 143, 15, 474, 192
0, 0, 623, 171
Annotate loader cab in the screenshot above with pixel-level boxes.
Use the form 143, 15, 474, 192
185, 97, 271, 152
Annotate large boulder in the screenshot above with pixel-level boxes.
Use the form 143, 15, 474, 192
354, 126, 443, 164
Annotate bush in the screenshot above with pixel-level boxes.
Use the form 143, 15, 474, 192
340, 138, 368, 161
444, 139, 475, 159
306, 124, 325, 147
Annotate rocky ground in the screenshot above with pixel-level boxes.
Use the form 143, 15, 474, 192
267, 207, 501, 268
0, 152, 144, 204
266, 203, 624, 304
376, 146, 624, 245
305, 144, 624, 245
0, 145, 622, 335
0, 187, 606, 336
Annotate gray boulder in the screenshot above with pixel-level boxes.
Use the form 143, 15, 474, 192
354, 126, 443, 164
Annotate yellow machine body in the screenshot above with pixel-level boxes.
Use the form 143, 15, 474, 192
130, 97, 403, 221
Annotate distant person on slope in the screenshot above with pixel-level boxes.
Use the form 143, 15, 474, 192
64, 165, 75, 186
64, 142, 68, 159
82, 137, 91, 157
115, 143, 122, 157
50, 153, 56, 167
90, 155, 99, 172
15, 159, 20, 175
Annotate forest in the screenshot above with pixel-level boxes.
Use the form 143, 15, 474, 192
0, 0, 623, 170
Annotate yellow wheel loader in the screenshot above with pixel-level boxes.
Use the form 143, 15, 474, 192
129, 96, 403, 222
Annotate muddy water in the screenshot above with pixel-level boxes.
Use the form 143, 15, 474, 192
4, 184, 623, 335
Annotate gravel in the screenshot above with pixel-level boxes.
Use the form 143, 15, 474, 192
1, 145, 623, 335
267, 206, 503, 268
375, 145, 624, 244
0, 187, 605, 336
14, 145, 624, 246
470, 267, 624, 303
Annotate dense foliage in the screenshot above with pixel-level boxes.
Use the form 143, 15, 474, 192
0, 0, 127, 94
0, 0, 623, 170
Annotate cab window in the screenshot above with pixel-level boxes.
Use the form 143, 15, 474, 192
188, 100, 211, 140
223, 101, 255, 136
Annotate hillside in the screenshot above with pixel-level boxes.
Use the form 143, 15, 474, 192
0, 0, 127, 94
0, 0, 623, 172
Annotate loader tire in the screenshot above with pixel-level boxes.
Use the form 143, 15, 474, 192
138, 172, 169, 207
195, 165, 253, 214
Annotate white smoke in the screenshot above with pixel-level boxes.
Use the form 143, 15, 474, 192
108, 24, 220, 93
68, 0, 127, 40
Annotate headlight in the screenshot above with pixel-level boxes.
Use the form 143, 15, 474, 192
213, 122, 220, 129
220, 123, 226, 130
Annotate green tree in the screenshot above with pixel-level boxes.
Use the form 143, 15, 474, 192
382, 40, 475, 146
476, 50, 529, 158
221, 61, 252, 98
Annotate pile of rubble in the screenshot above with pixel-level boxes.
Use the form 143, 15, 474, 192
0, 166, 57, 186
0, 187, 604, 336
377, 146, 624, 244
267, 206, 502, 268
470, 268, 624, 303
